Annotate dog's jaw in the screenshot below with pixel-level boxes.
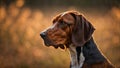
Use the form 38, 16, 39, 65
69, 44, 85, 68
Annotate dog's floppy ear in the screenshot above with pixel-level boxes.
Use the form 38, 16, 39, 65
71, 13, 95, 46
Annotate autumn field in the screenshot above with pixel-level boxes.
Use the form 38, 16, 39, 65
0, 0, 120, 68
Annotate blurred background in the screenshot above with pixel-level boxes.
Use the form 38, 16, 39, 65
0, 0, 120, 68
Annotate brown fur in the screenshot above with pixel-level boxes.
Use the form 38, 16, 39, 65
40, 11, 115, 68
41, 11, 77, 49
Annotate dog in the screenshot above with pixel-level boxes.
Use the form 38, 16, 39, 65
40, 11, 115, 68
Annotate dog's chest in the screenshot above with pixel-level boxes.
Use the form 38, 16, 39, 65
69, 45, 85, 68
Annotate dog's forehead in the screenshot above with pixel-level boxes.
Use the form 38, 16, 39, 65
60, 12, 75, 24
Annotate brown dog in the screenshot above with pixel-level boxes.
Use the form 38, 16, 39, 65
40, 11, 115, 68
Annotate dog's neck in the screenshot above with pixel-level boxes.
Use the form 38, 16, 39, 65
69, 44, 85, 68
83, 37, 106, 64
68, 37, 106, 68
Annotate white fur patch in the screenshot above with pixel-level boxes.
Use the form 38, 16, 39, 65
79, 47, 85, 68
69, 44, 85, 68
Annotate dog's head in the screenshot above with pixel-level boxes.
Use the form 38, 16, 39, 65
40, 11, 95, 49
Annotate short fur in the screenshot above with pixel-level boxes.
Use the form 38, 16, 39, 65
40, 11, 115, 68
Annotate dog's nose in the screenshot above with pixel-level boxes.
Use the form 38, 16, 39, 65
40, 32, 46, 38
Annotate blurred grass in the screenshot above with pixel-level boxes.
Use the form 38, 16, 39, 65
0, 1, 120, 68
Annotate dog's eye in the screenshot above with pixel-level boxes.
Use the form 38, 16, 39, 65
58, 21, 68, 28
61, 21, 66, 25
60, 21, 69, 26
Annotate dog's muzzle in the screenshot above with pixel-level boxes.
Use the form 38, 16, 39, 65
40, 32, 53, 46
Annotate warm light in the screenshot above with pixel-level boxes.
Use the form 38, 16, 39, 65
0, 7, 6, 21
111, 7, 120, 20
16, 0, 24, 7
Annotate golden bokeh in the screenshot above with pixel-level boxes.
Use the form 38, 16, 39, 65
0, 1, 120, 68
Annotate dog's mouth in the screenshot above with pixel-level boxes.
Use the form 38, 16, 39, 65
40, 32, 66, 49
41, 36, 65, 49
53, 44, 65, 49
41, 36, 53, 46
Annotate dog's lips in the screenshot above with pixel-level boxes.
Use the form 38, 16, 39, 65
40, 36, 52, 46
44, 41, 51, 46
43, 40, 65, 49
41, 36, 65, 49
43, 39, 53, 46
